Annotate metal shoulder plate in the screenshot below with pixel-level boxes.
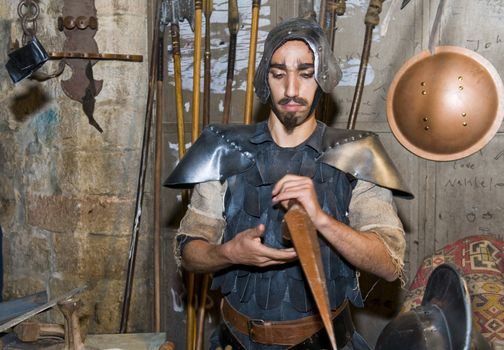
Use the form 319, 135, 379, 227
320, 128, 413, 198
163, 124, 256, 187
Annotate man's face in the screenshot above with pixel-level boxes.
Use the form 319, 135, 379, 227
268, 40, 318, 131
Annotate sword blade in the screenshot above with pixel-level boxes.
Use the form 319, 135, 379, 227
284, 204, 337, 350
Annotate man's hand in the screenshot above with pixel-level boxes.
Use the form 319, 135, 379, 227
224, 224, 297, 267
272, 175, 327, 228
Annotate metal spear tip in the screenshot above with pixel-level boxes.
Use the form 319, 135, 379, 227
401, 0, 413, 9
178, 0, 195, 31
161, 0, 195, 31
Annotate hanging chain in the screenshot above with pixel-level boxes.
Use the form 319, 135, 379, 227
17, 0, 40, 45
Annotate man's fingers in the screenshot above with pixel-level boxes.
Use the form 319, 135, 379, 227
247, 224, 265, 238
258, 245, 297, 261
272, 183, 311, 204
272, 175, 304, 195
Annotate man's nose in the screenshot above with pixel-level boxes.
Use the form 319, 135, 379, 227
285, 75, 299, 97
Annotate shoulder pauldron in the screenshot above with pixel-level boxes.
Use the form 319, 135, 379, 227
164, 124, 413, 198
163, 124, 256, 187
320, 128, 413, 198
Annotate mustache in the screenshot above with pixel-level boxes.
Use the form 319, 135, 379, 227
278, 96, 308, 106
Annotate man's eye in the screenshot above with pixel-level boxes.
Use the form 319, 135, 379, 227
301, 72, 314, 79
270, 72, 285, 79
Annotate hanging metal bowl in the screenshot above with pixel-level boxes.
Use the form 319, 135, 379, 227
387, 46, 504, 161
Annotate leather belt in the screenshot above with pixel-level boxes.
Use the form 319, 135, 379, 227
221, 298, 350, 346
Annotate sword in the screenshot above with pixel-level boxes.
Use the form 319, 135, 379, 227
283, 202, 337, 350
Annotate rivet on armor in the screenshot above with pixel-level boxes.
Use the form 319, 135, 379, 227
420, 81, 426, 86
424, 126, 430, 131
422, 90, 427, 95
458, 76, 463, 81
459, 86, 464, 90
322, 74, 327, 80
423, 117, 429, 122
461, 112, 467, 117
318, 46, 322, 52
463, 122, 468, 126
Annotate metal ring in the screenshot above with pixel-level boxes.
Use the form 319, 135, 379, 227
17, 0, 40, 22
21, 15, 37, 36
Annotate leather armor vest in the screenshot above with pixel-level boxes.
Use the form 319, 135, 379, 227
211, 123, 363, 322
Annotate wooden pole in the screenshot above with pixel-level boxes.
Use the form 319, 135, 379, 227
153, 29, 165, 333
192, 0, 203, 139
243, 0, 261, 125
171, 22, 186, 159
202, 0, 213, 127
119, 0, 161, 333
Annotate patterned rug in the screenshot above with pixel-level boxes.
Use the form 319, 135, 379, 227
402, 235, 504, 344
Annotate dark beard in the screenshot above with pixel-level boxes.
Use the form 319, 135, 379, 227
271, 96, 309, 132
282, 113, 298, 131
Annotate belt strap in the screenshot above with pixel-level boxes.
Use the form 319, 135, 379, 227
221, 298, 349, 346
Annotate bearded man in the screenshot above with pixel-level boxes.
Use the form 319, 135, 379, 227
165, 17, 411, 350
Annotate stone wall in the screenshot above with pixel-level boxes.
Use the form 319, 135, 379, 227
0, 0, 151, 334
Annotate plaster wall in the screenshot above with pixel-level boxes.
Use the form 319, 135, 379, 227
0, 0, 150, 334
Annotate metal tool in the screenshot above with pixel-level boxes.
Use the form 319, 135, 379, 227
58, 298, 98, 350
0, 286, 86, 333
14, 320, 65, 342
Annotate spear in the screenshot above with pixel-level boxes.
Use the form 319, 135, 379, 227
202, 0, 212, 127
165, 0, 193, 346
195, 2, 213, 348
119, 0, 161, 333
222, 0, 240, 124
347, 0, 385, 129
192, 0, 203, 139
153, 19, 166, 333
243, 0, 261, 125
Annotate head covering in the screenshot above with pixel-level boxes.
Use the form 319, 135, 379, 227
253, 17, 342, 104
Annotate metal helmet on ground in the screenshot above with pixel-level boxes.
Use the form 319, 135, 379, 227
387, 46, 504, 161
375, 263, 492, 350
253, 17, 342, 104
